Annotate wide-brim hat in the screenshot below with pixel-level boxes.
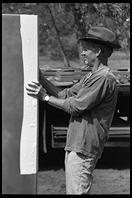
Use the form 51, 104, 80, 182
78, 26, 121, 49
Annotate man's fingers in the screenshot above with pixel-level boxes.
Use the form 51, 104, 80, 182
27, 93, 38, 99
26, 81, 43, 99
27, 82, 39, 89
26, 90, 37, 95
28, 84, 38, 89
26, 87, 36, 92
31, 81, 41, 86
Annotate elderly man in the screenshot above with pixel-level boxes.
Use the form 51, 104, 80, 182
26, 26, 121, 194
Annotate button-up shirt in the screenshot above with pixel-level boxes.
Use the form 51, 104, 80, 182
58, 65, 118, 158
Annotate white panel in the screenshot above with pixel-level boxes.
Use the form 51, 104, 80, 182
20, 15, 38, 174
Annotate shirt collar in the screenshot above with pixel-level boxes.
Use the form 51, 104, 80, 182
92, 64, 110, 75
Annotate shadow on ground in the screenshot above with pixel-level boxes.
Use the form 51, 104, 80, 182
39, 147, 130, 171
96, 147, 130, 169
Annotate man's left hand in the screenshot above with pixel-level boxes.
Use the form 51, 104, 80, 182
26, 81, 47, 101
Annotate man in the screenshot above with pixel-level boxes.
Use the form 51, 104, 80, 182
26, 26, 121, 194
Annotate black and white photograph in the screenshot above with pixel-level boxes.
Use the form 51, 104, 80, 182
2, 3, 130, 195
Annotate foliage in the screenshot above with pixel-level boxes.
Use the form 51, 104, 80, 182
2, 3, 130, 62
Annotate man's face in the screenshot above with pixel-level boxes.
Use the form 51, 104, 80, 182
79, 40, 100, 68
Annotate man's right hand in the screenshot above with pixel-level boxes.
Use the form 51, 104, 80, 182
26, 81, 47, 101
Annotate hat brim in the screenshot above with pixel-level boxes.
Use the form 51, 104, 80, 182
78, 35, 121, 49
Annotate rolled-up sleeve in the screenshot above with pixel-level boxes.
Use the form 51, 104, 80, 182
62, 76, 108, 114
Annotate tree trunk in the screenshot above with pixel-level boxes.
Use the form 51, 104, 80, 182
70, 3, 87, 39
47, 4, 71, 67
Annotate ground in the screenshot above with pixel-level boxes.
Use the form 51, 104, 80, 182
37, 169, 130, 194
37, 148, 130, 195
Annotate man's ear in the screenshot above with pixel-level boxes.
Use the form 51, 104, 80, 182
96, 49, 101, 57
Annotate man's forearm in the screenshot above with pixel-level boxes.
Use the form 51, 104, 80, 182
39, 69, 61, 97
47, 96, 66, 111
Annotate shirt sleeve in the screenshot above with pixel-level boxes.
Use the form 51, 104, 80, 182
62, 76, 108, 114
58, 76, 85, 99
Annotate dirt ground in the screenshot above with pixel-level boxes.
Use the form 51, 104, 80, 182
37, 148, 130, 195
37, 169, 130, 194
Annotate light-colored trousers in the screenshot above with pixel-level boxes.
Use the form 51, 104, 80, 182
65, 151, 98, 194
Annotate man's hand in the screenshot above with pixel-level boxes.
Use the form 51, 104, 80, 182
26, 81, 47, 101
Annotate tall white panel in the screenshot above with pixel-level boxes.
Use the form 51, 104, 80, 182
20, 15, 38, 175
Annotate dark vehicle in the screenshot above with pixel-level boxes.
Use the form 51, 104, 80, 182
39, 67, 130, 154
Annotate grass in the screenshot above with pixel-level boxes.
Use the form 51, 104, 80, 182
39, 51, 130, 71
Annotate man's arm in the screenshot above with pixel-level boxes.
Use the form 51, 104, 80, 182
47, 96, 66, 110
39, 69, 85, 99
39, 69, 61, 97
26, 75, 110, 115
46, 76, 109, 114
57, 75, 85, 99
